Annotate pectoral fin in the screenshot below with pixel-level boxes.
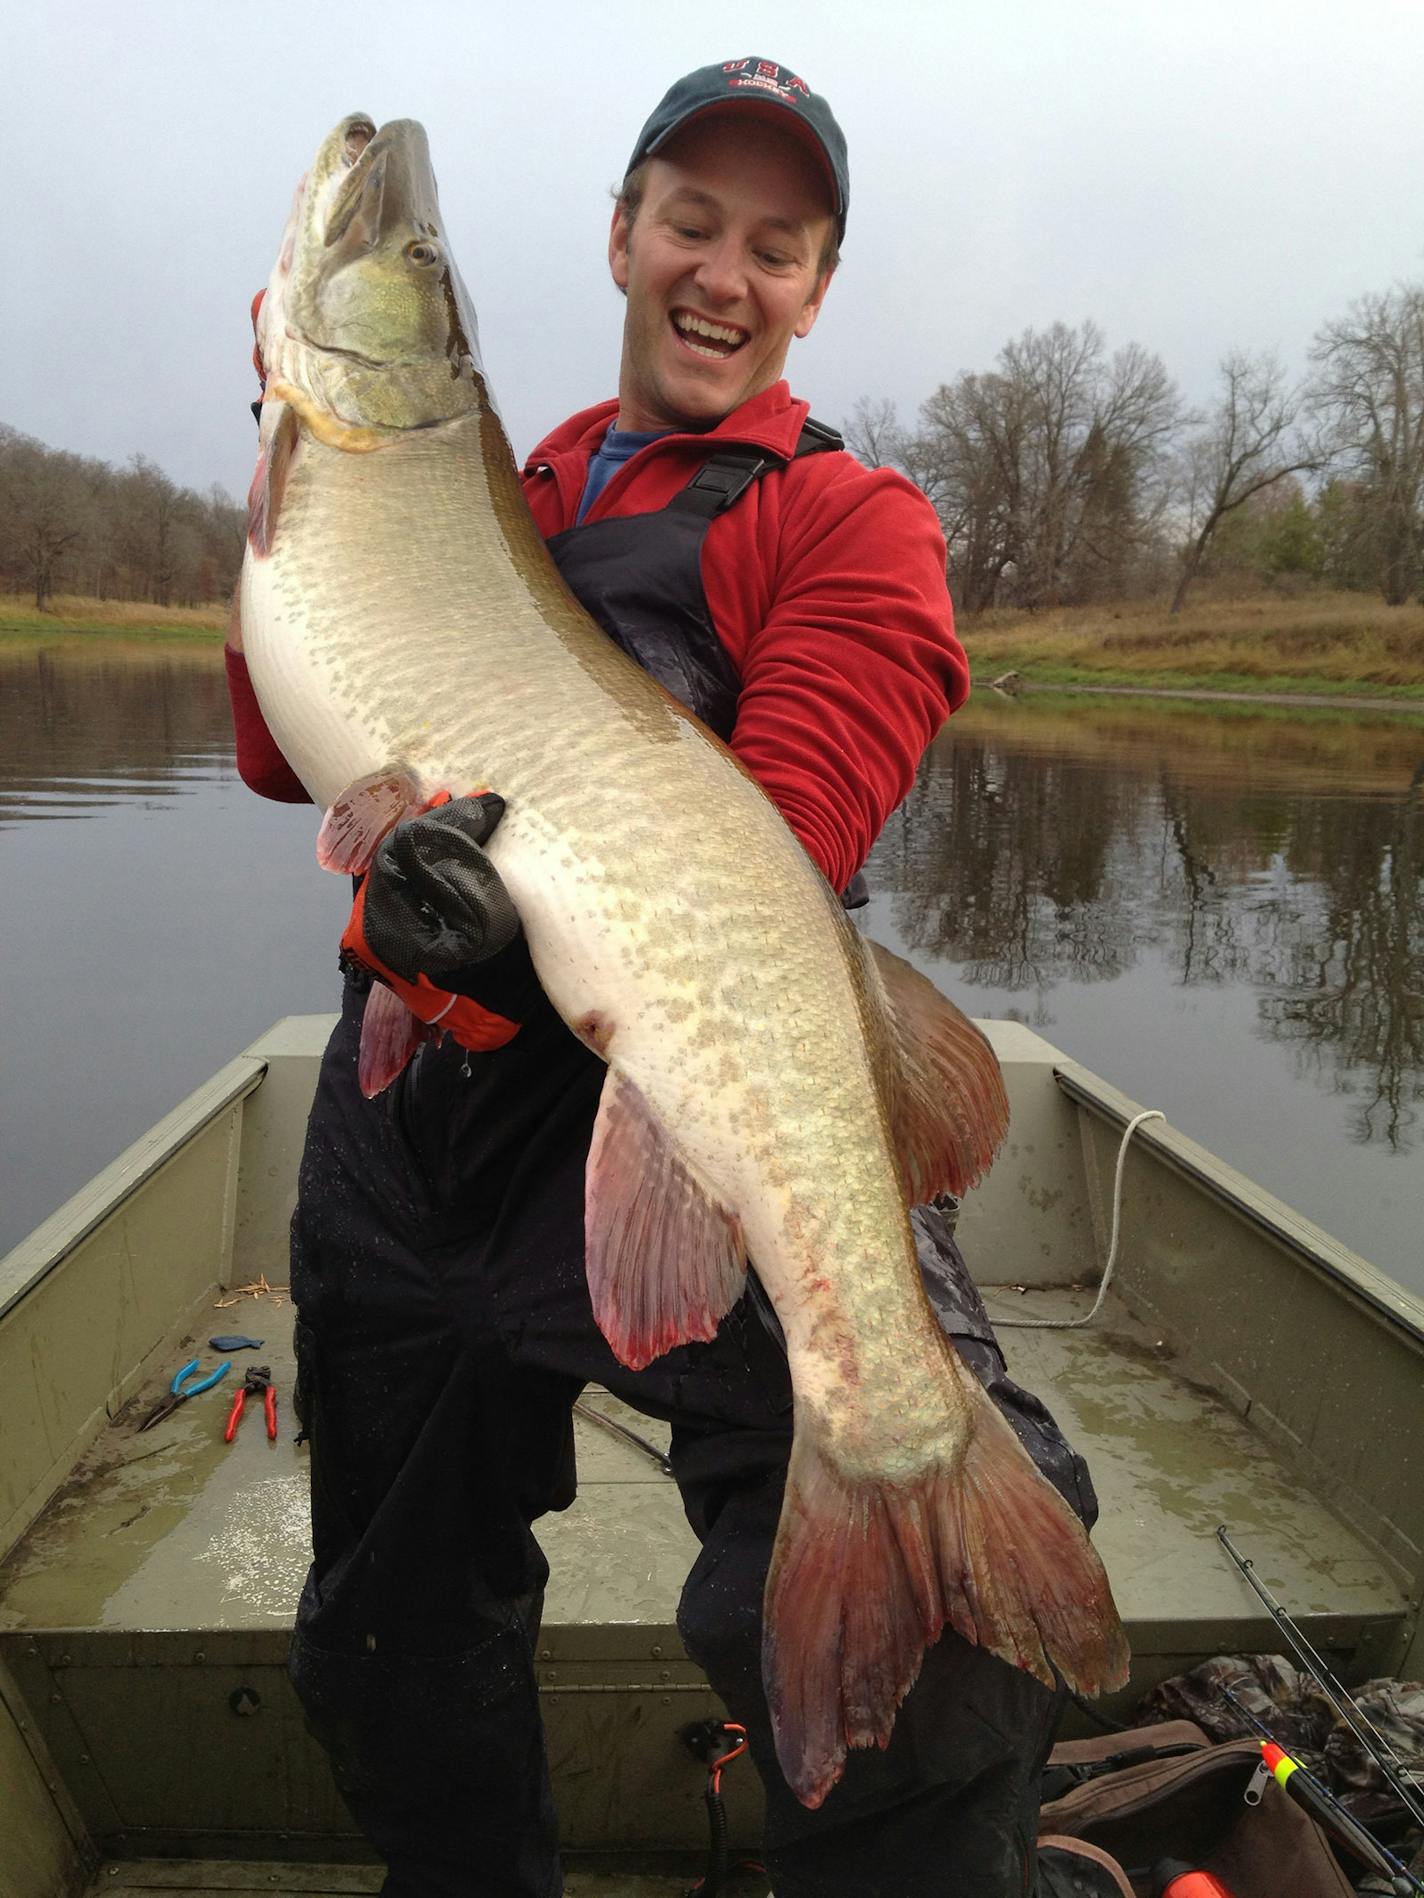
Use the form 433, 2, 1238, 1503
245, 398, 299, 557
585, 1069, 747, 1371
861, 937, 1010, 1204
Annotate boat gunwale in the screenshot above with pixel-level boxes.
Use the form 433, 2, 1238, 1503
0, 1054, 267, 1325
1053, 1059, 1424, 1344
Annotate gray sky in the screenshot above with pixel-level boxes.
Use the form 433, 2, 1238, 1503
5, 0, 1424, 503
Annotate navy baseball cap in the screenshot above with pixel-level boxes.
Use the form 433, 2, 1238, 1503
626, 57, 849, 240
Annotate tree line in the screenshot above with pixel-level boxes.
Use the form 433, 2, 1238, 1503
849, 281, 1424, 615
0, 424, 246, 613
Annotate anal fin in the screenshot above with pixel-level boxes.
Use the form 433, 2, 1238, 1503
586, 1069, 747, 1371
861, 937, 1010, 1204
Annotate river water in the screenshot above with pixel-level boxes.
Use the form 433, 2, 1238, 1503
2, 646, 1420, 1296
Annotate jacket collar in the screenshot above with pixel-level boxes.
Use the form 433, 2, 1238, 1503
522, 381, 811, 477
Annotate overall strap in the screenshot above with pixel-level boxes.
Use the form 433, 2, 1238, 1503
668, 416, 844, 519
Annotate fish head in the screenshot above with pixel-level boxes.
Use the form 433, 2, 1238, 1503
258, 115, 486, 436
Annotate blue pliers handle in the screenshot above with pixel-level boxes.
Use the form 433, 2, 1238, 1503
137, 1357, 230, 1432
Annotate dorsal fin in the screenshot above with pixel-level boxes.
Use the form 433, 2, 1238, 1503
860, 936, 1009, 1204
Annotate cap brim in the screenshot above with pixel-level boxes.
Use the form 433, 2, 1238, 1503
649, 98, 843, 222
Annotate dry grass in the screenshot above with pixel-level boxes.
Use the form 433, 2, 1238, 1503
0, 592, 226, 639
961, 591, 1424, 696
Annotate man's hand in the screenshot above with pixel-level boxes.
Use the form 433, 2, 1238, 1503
361, 792, 520, 990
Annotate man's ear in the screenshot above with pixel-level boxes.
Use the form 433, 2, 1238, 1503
608, 204, 632, 292
793, 266, 834, 341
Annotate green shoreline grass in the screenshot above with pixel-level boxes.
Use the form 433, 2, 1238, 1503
959, 590, 1424, 701
6, 589, 1424, 702
0, 595, 226, 650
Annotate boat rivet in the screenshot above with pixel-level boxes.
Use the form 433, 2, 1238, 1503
650, 1644, 663, 1658
540, 1648, 552, 1660
660, 1670, 670, 1681
79, 1753, 89, 1764
545, 1671, 557, 1682
50, 1692, 62, 1704
59, 1652, 71, 1666
194, 1650, 206, 1664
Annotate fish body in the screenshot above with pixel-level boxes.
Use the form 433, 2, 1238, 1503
242, 115, 1129, 1807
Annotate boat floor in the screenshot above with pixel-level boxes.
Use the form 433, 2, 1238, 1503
0, 1283, 1404, 1650
82, 1862, 762, 1896
3, 1283, 1409, 1885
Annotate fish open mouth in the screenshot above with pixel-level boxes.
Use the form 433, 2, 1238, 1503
670, 309, 748, 360
321, 117, 383, 249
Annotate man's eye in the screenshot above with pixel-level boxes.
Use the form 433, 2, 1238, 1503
674, 225, 706, 240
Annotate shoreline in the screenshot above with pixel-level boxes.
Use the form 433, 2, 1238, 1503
5, 607, 1424, 714
1000, 678, 1424, 714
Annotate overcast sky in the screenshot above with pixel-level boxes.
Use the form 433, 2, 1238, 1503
5, 0, 1423, 503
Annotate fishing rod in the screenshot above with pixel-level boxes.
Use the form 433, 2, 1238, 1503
1216, 1525, 1424, 1832
1219, 1682, 1424, 1896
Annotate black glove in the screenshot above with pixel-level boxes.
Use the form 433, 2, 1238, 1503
361, 792, 521, 991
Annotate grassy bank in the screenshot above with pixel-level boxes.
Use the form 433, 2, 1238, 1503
0, 594, 227, 646
959, 591, 1424, 700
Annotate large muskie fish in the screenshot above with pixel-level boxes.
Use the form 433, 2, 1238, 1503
241, 115, 1129, 1807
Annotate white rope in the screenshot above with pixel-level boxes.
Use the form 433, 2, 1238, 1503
989, 1109, 1166, 1330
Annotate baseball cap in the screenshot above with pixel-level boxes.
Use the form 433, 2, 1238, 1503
625, 57, 849, 240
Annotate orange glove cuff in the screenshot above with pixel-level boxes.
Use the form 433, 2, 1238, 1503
341, 877, 520, 1054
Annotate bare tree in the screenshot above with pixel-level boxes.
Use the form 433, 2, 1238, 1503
0, 425, 245, 609
0, 430, 90, 610
866, 322, 1181, 612
1171, 352, 1316, 614
1309, 284, 1424, 605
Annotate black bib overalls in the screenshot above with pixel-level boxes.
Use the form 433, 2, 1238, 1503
285, 432, 1094, 1898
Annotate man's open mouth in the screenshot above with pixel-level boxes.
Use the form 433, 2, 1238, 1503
670, 310, 749, 361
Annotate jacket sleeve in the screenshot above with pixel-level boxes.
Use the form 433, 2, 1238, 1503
717, 460, 967, 895
224, 645, 312, 804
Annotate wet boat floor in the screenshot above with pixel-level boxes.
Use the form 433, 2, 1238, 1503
7, 1285, 1409, 1896
0, 1284, 1404, 1646
83, 1862, 767, 1896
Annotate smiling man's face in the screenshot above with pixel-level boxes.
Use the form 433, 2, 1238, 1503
608, 112, 836, 433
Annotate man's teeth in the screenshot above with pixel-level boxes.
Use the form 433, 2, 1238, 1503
672, 312, 746, 356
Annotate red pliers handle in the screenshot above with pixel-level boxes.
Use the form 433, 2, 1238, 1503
224, 1365, 277, 1443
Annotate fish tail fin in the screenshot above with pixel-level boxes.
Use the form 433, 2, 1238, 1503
764, 1366, 1130, 1810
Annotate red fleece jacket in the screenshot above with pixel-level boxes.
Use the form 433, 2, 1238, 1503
226, 379, 966, 893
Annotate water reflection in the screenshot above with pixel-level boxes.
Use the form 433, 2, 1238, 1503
1, 648, 1420, 1286
0, 645, 236, 823
875, 697, 1424, 1152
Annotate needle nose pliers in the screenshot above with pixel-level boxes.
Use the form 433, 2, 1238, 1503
224, 1364, 278, 1443
137, 1358, 231, 1432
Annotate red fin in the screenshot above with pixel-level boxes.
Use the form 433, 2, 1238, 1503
317, 769, 424, 874
862, 938, 1010, 1204
357, 982, 439, 1098
245, 400, 299, 557
585, 1069, 747, 1371
764, 1361, 1130, 1809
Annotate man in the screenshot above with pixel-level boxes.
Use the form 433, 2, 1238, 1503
227, 57, 1098, 1898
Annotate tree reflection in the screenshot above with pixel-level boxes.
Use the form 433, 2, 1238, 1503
878, 707, 1424, 1151
0, 647, 233, 823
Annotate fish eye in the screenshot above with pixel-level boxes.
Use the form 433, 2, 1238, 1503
405, 240, 441, 266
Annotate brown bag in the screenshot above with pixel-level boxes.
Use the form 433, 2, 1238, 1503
1038, 1721, 1356, 1898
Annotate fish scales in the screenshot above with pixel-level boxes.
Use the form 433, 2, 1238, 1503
242, 112, 1129, 1810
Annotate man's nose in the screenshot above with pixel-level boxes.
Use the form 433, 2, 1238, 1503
693, 236, 748, 306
